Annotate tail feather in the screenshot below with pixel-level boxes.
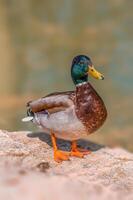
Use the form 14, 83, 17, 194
22, 116, 34, 122
22, 107, 34, 122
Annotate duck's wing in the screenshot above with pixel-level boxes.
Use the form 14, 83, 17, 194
27, 91, 75, 115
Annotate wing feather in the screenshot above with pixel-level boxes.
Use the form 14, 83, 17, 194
27, 91, 75, 114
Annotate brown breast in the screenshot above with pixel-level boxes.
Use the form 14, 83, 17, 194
75, 82, 107, 134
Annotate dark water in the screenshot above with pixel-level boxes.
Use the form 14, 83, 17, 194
0, 0, 133, 151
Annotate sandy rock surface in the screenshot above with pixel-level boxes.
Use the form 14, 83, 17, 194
0, 129, 133, 200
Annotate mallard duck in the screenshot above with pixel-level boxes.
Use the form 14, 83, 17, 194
22, 55, 107, 162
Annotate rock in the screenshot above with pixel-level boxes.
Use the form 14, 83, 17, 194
0, 129, 133, 200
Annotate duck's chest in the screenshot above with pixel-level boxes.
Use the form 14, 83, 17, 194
75, 82, 107, 133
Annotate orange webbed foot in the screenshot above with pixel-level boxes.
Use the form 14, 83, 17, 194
70, 141, 91, 158
70, 148, 91, 158
76, 147, 91, 155
54, 150, 70, 163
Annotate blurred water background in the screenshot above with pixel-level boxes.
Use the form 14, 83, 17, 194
0, 0, 132, 151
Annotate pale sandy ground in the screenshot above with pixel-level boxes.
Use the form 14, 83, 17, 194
0, 130, 133, 200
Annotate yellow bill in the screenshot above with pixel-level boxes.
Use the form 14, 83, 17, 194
88, 65, 104, 80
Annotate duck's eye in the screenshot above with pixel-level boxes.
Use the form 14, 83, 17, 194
91, 69, 94, 72
79, 61, 84, 65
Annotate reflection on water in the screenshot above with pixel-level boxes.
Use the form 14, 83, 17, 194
0, 1, 133, 151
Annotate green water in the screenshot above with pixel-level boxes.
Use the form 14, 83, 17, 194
0, 0, 132, 151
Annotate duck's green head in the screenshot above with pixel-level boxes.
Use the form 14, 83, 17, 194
71, 55, 104, 85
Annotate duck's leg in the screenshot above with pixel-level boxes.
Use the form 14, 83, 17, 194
70, 140, 91, 158
51, 133, 70, 162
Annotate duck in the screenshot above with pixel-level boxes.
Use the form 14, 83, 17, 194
22, 55, 107, 162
